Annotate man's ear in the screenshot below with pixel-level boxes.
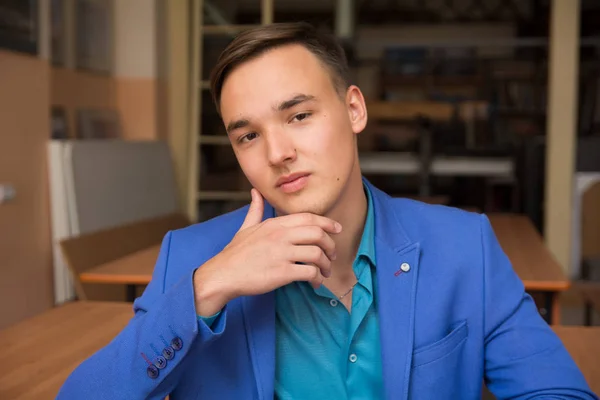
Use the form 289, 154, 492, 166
345, 85, 368, 135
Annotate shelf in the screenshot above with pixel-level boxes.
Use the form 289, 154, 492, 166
359, 152, 514, 178
367, 100, 488, 121
381, 75, 483, 87
203, 24, 260, 35
197, 191, 250, 201
199, 135, 229, 145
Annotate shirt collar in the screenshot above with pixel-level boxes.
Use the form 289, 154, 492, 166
356, 183, 376, 267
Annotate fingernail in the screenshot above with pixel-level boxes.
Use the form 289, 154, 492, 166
335, 222, 342, 232
331, 252, 337, 261
323, 269, 332, 278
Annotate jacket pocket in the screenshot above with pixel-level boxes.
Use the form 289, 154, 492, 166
412, 320, 468, 368
409, 321, 470, 399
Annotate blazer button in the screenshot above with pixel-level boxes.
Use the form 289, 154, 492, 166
171, 337, 183, 351
155, 356, 167, 369
162, 346, 175, 360
147, 364, 159, 379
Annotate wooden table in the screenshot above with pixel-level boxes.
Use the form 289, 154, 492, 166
79, 244, 160, 301
553, 326, 600, 395
1, 302, 597, 400
79, 214, 569, 320
0, 301, 133, 400
489, 214, 570, 324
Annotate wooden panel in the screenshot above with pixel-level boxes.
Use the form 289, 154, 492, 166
0, 51, 54, 329
489, 214, 570, 291
581, 181, 600, 259
0, 301, 133, 400
553, 326, 600, 395
51, 67, 117, 139
60, 213, 189, 300
116, 78, 158, 140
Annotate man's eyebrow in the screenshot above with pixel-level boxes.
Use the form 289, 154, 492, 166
276, 94, 316, 112
226, 118, 250, 134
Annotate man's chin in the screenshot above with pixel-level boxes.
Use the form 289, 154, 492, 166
275, 201, 326, 215
271, 195, 330, 217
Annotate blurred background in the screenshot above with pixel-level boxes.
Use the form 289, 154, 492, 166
0, 0, 599, 338
2, 1, 600, 397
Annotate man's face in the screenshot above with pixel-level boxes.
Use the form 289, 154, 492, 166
219, 44, 367, 216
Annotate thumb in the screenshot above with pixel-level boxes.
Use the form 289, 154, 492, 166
239, 188, 264, 231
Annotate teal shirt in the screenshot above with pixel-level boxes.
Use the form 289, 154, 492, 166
275, 186, 381, 399
199, 186, 382, 399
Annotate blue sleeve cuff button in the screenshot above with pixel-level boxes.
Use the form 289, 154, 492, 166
155, 355, 167, 369
147, 364, 159, 379
162, 346, 175, 360
171, 337, 183, 351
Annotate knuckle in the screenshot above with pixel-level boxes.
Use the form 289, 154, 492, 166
309, 247, 322, 261
310, 226, 324, 239
318, 228, 327, 240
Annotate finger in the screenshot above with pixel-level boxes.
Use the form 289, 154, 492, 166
288, 263, 323, 288
279, 213, 342, 235
239, 188, 264, 231
290, 245, 332, 279
285, 226, 336, 264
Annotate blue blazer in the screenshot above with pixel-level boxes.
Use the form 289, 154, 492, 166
58, 181, 596, 400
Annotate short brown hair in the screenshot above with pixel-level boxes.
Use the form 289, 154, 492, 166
209, 22, 350, 114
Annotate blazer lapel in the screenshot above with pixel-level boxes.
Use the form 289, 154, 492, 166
242, 292, 276, 400
368, 181, 420, 400
240, 201, 277, 400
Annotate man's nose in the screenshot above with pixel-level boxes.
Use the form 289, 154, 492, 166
266, 131, 297, 167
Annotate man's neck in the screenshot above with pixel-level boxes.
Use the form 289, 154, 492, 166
324, 167, 367, 285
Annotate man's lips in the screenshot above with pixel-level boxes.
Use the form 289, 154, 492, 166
275, 172, 310, 187
276, 173, 310, 193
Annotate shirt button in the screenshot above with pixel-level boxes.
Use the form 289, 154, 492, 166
401, 262, 411, 272
329, 299, 338, 307
349, 354, 358, 363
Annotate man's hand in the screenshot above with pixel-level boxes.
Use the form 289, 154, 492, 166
193, 188, 342, 317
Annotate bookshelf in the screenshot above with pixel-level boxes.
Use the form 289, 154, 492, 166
187, 0, 274, 222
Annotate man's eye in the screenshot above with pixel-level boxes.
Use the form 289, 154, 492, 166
292, 112, 311, 122
240, 132, 257, 143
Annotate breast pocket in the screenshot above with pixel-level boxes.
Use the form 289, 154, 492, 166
409, 320, 469, 400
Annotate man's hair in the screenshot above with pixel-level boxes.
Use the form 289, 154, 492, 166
209, 22, 350, 114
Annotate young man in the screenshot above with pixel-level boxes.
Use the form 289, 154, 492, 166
58, 22, 596, 399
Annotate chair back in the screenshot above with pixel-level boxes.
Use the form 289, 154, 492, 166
60, 213, 189, 300
582, 181, 600, 260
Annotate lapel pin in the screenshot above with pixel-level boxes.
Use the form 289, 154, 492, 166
395, 262, 410, 276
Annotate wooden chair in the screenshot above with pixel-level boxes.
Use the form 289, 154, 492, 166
576, 181, 600, 325
60, 213, 190, 301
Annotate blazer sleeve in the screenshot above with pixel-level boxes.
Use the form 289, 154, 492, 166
57, 231, 228, 400
480, 214, 597, 399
